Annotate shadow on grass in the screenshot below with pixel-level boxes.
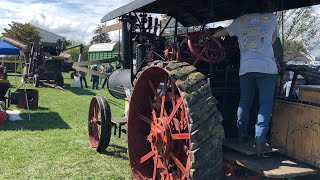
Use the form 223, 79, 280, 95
35, 106, 51, 111
64, 83, 96, 96
0, 112, 71, 131
108, 98, 124, 109
100, 144, 128, 160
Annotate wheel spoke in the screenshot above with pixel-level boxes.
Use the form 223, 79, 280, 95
193, 43, 205, 49
171, 133, 190, 140
168, 97, 183, 123
137, 113, 153, 124
160, 77, 167, 117
148, 80, 161, 102
192, 58, 200, 66
140, 151, 154, 164
149, 97, 158, 121
153, 155, 159, 179
199, 48, 206, 56
169, 152, 188, 176
171, 80, 176, 107
93, 106, 96, 119
208, 47, 220, 51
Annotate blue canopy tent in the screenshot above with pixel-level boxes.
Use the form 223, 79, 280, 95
0, 39, 30, 120
0, 39, 20, 85
0, 39, 19, 55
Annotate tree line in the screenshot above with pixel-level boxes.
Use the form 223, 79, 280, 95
1, 22, 112, 62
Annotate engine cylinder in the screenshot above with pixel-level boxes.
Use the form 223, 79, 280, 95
107, 69, 132, 99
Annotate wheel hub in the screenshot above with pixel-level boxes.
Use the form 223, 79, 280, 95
148, 117, 171, 156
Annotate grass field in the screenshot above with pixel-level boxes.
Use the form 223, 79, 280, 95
0, 73, 131, 179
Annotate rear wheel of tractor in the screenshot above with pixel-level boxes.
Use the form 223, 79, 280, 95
33, 74, 39, 87
128, 61, 225, 180
88, 95, 112, 153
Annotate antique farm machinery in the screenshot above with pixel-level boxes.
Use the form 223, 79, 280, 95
87, 0, 320, 179
3, 37, 70, 88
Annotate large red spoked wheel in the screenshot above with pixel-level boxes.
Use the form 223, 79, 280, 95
188, 32, 225, 66
164, 43, 177, 61
88, 95, 112, 153
128, 61, 225, 179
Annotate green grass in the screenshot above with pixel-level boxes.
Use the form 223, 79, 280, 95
0, 73, 131, 179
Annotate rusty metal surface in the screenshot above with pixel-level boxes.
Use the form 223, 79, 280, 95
2, 37, 28, 51
101, 0, 320, 26
16, 89, 39, 110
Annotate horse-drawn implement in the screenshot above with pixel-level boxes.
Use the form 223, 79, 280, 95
86, 0, 320, 179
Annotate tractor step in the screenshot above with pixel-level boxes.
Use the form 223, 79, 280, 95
111, 117, 127, 138
224, 149, 319, 178
223, 138, 280, 155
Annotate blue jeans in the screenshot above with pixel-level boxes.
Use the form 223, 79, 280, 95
237, 72, 277, 143
102, 78, 108, 89
91, 76, 99, 90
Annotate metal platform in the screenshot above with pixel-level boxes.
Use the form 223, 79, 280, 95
224, 149, 319, 178
223, 138, 280, 155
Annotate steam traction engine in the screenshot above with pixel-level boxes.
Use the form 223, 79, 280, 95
87, 0, 320, 179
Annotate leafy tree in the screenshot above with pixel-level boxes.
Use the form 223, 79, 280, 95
1, 21, 41, 44
277, 7, 320, 61
90, 25, 111, 45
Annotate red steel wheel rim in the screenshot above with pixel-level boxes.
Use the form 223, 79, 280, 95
128, 66, 191, 180
164, 42, 177, 61
187, 32, 225, 66
88, 97, 102, 149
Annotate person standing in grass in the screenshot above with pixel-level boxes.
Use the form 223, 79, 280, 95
91, 64, 99, 90
80, 71, 88, 88
102, 63, 114, 89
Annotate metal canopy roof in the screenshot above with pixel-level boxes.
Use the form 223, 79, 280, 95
102, 0, 320, 26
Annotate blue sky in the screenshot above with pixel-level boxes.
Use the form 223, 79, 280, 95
0, 0, 133, 44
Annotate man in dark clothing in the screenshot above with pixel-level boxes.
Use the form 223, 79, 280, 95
102, 63, 114, 89
91, 64, 99, 90
80, 71, 88, 88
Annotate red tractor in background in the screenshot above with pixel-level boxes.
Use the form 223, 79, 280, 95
84, 0, 320, 179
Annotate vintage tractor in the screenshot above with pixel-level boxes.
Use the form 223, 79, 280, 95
87, 0, 320, 179
2, 37, 73, 88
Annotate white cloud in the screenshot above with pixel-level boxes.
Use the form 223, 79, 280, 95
0, 0, 133, 44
